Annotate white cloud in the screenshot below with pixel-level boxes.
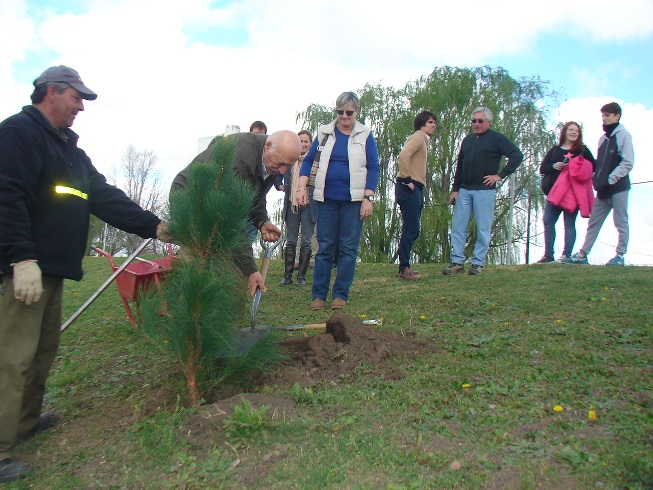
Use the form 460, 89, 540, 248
1, 0, 651, 264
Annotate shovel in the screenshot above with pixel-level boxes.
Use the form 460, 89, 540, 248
277, 319, 383, 331
230, 234, 283, 354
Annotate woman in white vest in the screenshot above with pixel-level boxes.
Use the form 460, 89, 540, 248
296, 92, 380, 310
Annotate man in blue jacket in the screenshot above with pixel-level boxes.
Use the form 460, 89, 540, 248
443, 107, 523, 275
0, 66, 166, 482
563, 102, 634, 266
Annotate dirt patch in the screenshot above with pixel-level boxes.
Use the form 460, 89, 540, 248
183, 313, 428, 452
264, 311, 427, 388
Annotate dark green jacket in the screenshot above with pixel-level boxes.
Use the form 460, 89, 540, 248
171, 132, 276, 276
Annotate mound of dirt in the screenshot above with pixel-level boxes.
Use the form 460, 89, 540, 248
181, 313, 427, 451
264, 311, 427, 388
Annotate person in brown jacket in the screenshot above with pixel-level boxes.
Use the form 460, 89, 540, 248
395, 111, 436, 280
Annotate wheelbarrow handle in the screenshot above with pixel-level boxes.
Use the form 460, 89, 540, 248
60, 239, 153, 332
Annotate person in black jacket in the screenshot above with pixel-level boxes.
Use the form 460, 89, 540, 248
0, 66, 166, 482
538, 122, 596, 263
563, 102, 635, 266
443, 107, 523, 276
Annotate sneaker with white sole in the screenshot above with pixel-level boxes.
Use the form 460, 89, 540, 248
606, 255, 625, 266
561, 253, 588, 264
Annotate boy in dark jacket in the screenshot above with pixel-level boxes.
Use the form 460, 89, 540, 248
563, 102, 634, 266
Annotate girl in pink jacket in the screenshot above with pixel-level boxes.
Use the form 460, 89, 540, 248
538, 122, 596, 263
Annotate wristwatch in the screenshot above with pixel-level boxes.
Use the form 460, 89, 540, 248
364, 195, 374, 202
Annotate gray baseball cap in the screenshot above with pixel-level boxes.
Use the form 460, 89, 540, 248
33, 65, 97, 100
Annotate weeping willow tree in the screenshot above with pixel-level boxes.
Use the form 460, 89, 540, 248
138, 137, 285, 406
297, 66, 558, 265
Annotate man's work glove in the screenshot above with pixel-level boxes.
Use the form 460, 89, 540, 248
156, 222, 176, 243
12, 260, 43, 305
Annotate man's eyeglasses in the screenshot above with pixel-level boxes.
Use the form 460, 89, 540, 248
336, 110, 355, 116
471, 118, 485, 124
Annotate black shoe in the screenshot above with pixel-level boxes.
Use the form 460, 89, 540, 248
296, 246, 312, 286
16, 411, 60, 445
537, 255, 554, 263
280, 244, 296, 286
0, 458, 31, 483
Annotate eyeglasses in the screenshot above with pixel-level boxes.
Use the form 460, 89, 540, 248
336, 110, 355, 116
471, 119, 486, 124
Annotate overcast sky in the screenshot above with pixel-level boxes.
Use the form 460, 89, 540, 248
1, 0, 651, 264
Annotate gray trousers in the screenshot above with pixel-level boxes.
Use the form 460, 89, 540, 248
580, 190, 629, 256
0, 275, 63, 460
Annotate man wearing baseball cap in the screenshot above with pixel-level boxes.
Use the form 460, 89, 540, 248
0, 66, 167, 482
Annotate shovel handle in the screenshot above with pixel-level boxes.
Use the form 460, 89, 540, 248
259, 256, 271, 282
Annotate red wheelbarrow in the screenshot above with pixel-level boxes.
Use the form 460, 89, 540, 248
60, 239, 176, 331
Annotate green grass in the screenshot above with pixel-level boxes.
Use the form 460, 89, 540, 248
7, 256, 653, 489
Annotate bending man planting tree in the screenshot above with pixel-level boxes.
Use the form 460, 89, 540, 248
171, 130, 301, 297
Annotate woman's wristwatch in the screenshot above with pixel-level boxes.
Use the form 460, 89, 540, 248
364, 195, 374, 202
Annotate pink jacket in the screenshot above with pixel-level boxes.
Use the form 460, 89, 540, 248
546, 155, 595, 218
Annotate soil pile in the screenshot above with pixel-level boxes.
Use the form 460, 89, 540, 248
264, 311, 427, 388
179, 313, 427, 453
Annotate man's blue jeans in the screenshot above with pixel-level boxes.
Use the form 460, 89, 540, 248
395, 182, 423, 271
543, 201, 578, 258
450, 188, 496, 266
312, 199, 363, 301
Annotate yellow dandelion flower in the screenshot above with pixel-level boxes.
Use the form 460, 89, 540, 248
462, 383, 471, 389
420, 315, 426, 320
360, 314, 367, 319
556, 319, 563, 324
588, 410, 597, 420
604, 287, 609, 291
601, 297, 607, 301
553, 405, 563, 412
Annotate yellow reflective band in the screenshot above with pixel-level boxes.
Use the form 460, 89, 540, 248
55, 185, 88, 200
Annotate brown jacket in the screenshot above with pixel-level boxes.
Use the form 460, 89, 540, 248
170, 132, 276, 276
397, 131, 429, 186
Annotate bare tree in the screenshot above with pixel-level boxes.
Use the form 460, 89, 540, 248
92, 145, 166, 255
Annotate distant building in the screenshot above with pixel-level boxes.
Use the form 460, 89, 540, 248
197, 125, 240, 153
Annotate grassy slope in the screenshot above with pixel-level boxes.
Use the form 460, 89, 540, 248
7, 256, 653, 489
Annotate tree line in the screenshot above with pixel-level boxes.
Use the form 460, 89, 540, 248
297, 66, 559, 265
93, 66, 559, 264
